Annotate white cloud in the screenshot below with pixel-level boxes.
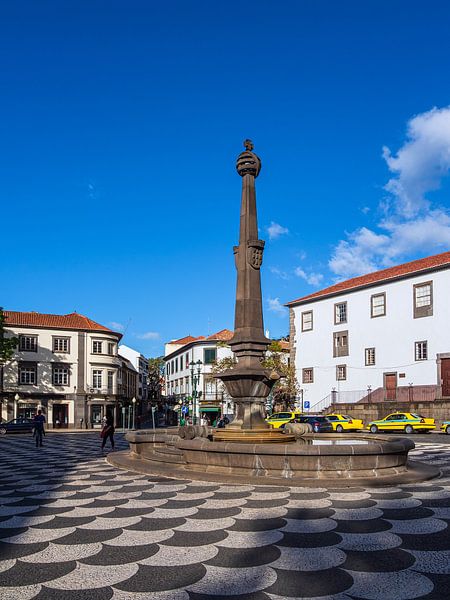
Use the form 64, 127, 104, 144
383, 107, 450, 218
137, 331, 160, 340
329, 106, 450, 280
294, 267, 324, 287
267, 222, 289, 240
269, 266, 290, 280
267, 297, 287, 316
109, 321, 125, 332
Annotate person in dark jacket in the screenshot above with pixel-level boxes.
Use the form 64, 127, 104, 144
33, 409, 46, 448
101, 413, 115, 451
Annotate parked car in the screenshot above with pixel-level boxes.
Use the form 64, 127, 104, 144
282, 415, 333, 433
440, 421, 450, 434
266, 411, 303, 429
0, 418, 35, 435
325, 414, 364, 432
367, 412, 435, 434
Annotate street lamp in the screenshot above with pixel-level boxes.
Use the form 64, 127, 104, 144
190, 360, 202, 425
132, 397, 136, 430
14, 393, 20, 419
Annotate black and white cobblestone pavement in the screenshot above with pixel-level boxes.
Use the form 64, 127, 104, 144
0, 433, 450, 600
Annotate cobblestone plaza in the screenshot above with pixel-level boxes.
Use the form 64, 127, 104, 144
0, 433, 449, 599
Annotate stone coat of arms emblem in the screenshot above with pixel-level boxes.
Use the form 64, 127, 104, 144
247, 240, 265, 269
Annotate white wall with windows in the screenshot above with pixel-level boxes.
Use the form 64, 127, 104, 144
290, 267, 450, 409
118, 344, 149, 402
3, 325, 121, 426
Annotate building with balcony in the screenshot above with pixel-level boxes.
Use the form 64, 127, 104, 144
286, 251, 450, 412
1, 310, 128, 427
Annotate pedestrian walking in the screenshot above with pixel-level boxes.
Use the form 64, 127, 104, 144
33, 409, 46, 448
100, 413, 115, 451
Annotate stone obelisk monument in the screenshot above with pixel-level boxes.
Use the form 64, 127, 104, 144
214, 141, 293, 443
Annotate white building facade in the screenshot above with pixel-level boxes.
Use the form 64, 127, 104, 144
118, 344, 149, 404
287, 251, 450, 412
164, 330, 235, 421
1, 311, 127, 427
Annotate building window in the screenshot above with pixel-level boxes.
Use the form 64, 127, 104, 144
371, 293, 386, 317
53, 337, 70, 353
414, 282, 433, 318
107, 342, 115, 356
204, 348, 217, 364
53, 366, 69, 386
334, 302, 347, 324
166, 363, 170, 376
19, 335, 38, 352
175, 358, 178, 372
186, 353, 189, 368
415, 341, 428, 361
333, 331, 349, 357
180, 355, 184, 371
92, 370, 102, 389
19, 364, 37, 384
302, 368, 314, 383
171, 360, 174, 374
336, 364, 347, 380
107, 370, 114, 392
92, 341, 103, 354
365, 347, 376, 366
301, 311, 313, 331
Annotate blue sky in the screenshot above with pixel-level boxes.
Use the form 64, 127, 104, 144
2, 1, 450, 357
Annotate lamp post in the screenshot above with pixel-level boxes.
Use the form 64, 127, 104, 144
132, 397, 136, 430
190, 360, 202, 425
14, 393, 20, 419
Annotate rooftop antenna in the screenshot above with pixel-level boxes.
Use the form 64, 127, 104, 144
122, 318, 132, 338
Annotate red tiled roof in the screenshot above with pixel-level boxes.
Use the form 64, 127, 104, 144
278, 340, 290, 351
3, 311, 120, 335
286, 250, 450, 306
206, 329, 234, 341
170, 335, 206, 345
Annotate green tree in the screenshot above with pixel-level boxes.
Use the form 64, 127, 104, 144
148, 356, 165, 400
210, 356, 238, 374
262, 341, 299, 410
0, 307, 18, 404
211, 340, 299, 412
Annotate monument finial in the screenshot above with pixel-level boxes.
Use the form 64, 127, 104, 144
243, 139, 254, 151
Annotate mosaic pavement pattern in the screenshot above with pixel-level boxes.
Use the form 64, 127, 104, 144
0, 433, 450, 600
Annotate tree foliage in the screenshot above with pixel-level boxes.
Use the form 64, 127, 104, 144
210, 356, 238, 374
148, 356, 165, 377
211, 341, 299, 407
147, 356, 165, 400
0, 307, 18, 364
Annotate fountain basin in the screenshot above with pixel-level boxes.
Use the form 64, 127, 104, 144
107, 429, 440, 487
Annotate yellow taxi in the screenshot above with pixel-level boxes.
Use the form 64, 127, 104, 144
325, 414, 364, 433
440, 421, 450, 434
367, 412, 435, 434
266, 411, 302, 429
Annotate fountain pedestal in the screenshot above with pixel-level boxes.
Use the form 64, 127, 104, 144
213, 367, 294, 443
108, 140, 439, 487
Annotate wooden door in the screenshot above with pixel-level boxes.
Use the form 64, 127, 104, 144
384, 373, 397, 401
442, 359, 450, 397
